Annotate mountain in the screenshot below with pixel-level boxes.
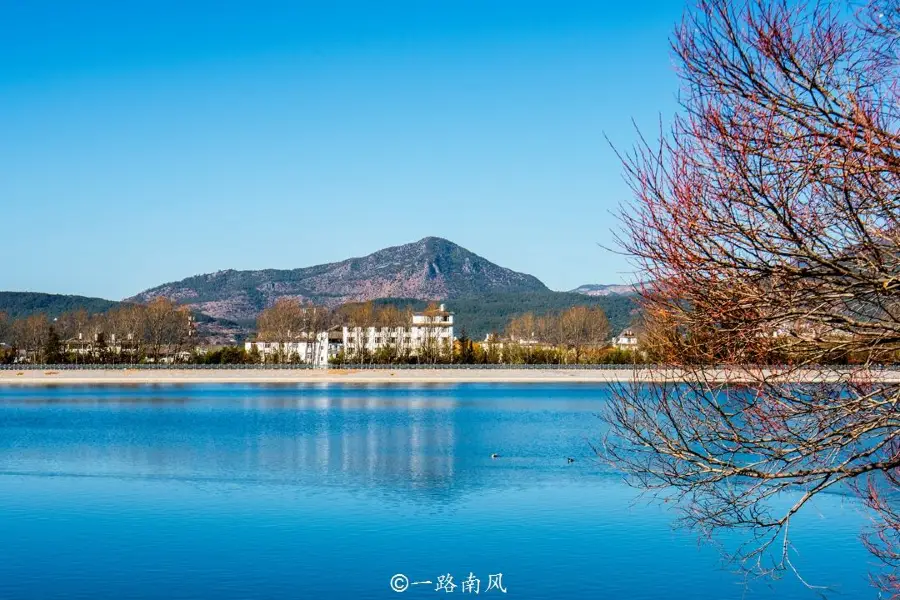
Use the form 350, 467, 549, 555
571, 283, 641, 297
0, 292, 120, 320
0, 245, 640, 343
129, 237, 550, 323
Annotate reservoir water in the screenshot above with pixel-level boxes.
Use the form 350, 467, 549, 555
0, 384, 874, 599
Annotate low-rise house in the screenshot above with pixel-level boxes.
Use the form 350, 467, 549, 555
613, 328, 639, 350
63, 332, 141, 358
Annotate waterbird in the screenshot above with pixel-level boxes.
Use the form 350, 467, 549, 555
566, 457, 575, 464
491, 453, 500, 459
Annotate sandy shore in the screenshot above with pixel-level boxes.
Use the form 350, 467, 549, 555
1, 367, 899, 386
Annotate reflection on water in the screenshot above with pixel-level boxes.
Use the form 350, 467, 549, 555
0, 385, 878, 599
0, 385, 613, 499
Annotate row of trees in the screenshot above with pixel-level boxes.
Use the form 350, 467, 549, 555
455, 334, 639, 365
0, 298, 194, 364
503, 305, 613, 363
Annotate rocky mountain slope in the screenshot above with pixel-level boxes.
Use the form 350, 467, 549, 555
571, 283, 641, 297
129, 237, 549, 322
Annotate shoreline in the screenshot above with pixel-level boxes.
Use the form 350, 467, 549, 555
1, 367, 899, 386
0, 368, 640, 386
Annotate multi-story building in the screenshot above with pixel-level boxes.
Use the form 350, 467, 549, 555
247, 329, 344, 366
246, 304, 455, 367
342, 304, 453, 359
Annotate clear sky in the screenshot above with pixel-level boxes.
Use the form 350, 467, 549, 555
1, 0, 684, 300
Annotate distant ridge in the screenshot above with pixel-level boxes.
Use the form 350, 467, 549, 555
0, 292, 120, 320
128, 237, 550, 322
570, 283, 641, 297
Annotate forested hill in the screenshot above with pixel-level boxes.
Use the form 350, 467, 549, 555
0, 292, 121, 320
369, 292, 638, 339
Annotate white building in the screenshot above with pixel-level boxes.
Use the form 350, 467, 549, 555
245, 329, 344, 367
613, 328, 639, 350
63, 332, 140, 357
245, 304, 455, 367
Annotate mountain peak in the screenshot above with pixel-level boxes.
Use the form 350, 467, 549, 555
401, 236, 460, 255
129, 238, 548, 322
373, 236, 456, 254
415, 235, 450, 245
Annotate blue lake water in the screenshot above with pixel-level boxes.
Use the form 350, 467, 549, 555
0, 384, 874, 599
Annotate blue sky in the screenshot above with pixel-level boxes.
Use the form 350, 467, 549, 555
1, 0, 684, 300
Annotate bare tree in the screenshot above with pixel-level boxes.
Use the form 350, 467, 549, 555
604, 0, 900, 594
400, 306, 416, 362
505, 307, 609, 363
343, 301, 376, 363
374, 304, 406, 363
301, 302, 331, 364
143, 298, 192, 363
11, 314, 50, 363
55, 309, 91, 341
559, 306, 610, 363
505, 312, 539, 363
104, 304, 147, 362
256, 298, 305, 363
506, 312, 538, 343
419, 302, 449, 364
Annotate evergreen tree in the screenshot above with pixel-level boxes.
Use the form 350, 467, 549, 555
454, 329, 475, 364
43, 327, 63, 364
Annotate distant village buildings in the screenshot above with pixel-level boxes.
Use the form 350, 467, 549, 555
63, 332, 139, 358
60, 331, 196, 363
38, 312, 197, 364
